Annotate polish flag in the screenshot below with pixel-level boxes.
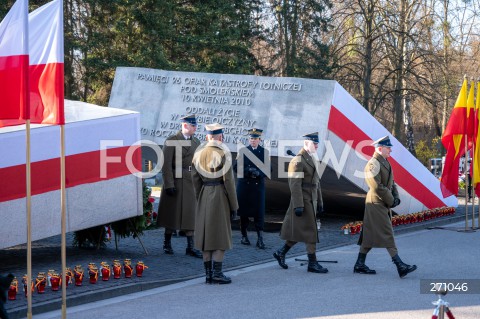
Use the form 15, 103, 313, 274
0, 0, 64, 127
28, 0, 64, 125
0, 0, 29, 121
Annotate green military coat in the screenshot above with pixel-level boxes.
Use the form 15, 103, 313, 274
360, 152, 400, 248
157, 131, 200, 231
280, 148, 323, 244
192, 141, 239, 251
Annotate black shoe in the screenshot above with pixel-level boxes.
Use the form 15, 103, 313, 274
307, 254, 328, 273
163, 243, 174, 255
392, 254, 417, 278
273, 244, 291, 269
186, 247, 203, 258
353, 253, 376, 274
241, 236, 251, 245
163, 234, 174, 254
256, 231, 265, 249
204, 261, 212, 284
256, 237, 265, 249
185, 236, 202, 258
308, 262, 329, 273
212, 261, 231, 284
354, 263, 376, 274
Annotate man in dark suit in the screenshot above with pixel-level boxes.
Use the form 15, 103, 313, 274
234, 128, 269, 249
354, 136, 416, 278
273, 132, 328, 274
157, 114, 202, 258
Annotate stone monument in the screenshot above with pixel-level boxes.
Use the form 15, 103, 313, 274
109, 67, 457, 215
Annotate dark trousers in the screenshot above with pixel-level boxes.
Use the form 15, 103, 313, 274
240, 215, 264, 234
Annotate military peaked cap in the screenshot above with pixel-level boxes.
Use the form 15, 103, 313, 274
302, 132, 319, 143
248, 128, 263, 138
205, 123, 224, 135
180, 114, 197, 125
372, 136, 393, 147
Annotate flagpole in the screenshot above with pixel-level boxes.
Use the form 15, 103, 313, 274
472, 142, 476, 229
26, 119, 33, 319
470, 78, 476, 230
472, 146, 476, 230
60, 124, 67, 319
475, 78, 480, 230
465, 135, 469, 230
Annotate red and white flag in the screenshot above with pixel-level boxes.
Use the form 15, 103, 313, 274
0, 0, 64, 127
0, 0, 29, 121
28, 0, 64, 125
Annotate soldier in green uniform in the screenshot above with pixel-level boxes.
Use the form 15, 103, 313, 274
354, 136, 417, 278
273, 132, 328, 274
156, 114, 202, 258
192, 123, 239, 284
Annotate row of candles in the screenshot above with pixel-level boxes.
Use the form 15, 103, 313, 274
341, 206, 456, 235
7, 259, 148, 301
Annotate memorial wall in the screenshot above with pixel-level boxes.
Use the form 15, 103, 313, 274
109, 67, 335, 158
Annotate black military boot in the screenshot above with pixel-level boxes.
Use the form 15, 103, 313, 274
307, 253, 328, 273
163, 233, 174, 255
353, 253, 376, 274
185, 236, 202, 258
256, 231, 265, 249
392, 254, 417, 278
204, 261, 213, 284
273, 244, 291, 269
240, 229, 251, 245
212, 261, 231, 284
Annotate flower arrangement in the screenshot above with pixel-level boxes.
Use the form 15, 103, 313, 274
341, 206, 456, 234
144, 197, 157, 227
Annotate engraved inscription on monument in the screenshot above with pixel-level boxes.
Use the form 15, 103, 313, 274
109, 67, 335, 156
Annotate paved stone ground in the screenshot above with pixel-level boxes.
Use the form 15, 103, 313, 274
1, 199, 476, 319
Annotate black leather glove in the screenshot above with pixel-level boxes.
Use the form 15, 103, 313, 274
294, 207, 304, 217
391, 198, 401, 208
230, 210, 239, 220
165, 187, 176, 196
